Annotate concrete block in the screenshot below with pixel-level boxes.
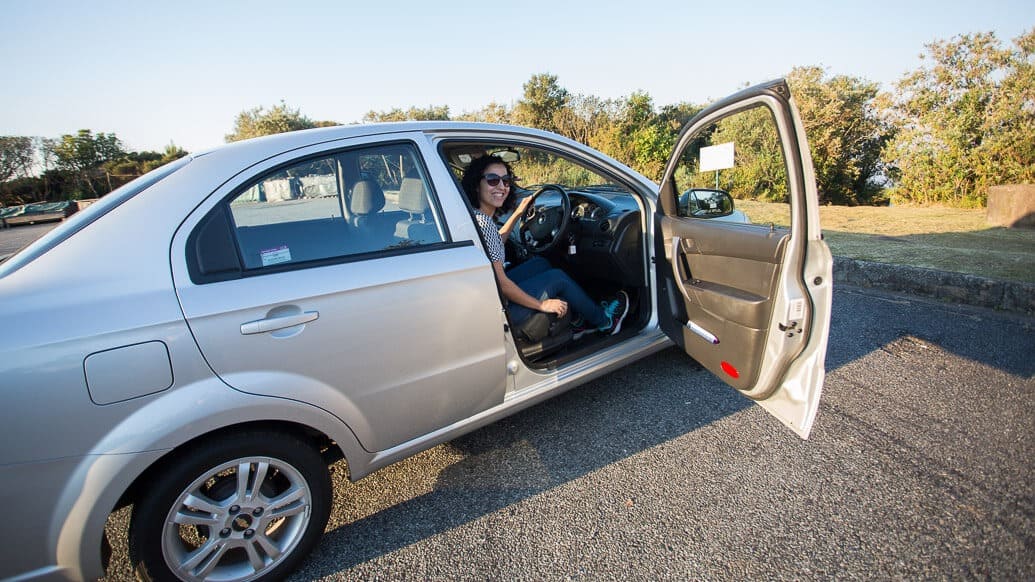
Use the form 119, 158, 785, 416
987, 184, 1035, 229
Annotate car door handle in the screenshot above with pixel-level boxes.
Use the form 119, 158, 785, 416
240, 311, 319, 335
671, 236, 695, 305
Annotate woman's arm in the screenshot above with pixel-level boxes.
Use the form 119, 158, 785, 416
498, 196, 534, 238
492, 261, 567, 316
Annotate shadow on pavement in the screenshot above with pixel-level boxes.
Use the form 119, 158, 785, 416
828, 285, 1035, 379
296, 347, 749, 576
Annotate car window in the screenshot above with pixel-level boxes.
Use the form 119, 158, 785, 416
444, 144, 633, 203
227, 143, 445, 271
671, 104, 792, 227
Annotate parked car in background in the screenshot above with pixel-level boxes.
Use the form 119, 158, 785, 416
0, 80, 832, 582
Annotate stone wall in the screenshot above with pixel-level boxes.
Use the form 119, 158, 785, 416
834, 256, 1035, 315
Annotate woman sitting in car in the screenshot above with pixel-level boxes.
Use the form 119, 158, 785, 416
461, 154, 628, 336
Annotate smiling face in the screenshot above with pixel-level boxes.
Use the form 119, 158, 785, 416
477, 162, 511, 215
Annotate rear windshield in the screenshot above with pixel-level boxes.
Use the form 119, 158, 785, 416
0, 155, 192, 277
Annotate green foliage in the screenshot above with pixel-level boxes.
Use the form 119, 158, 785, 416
104, 143, 189, 178
0, 134, 188, 206
225, 101, 327, 142
787, 67, 893, 205
455, 102, 511, 124
510, 80, 701, 183
49, 129, 126, 197
362, 105, 450, 123
552, 95, 618, 145
880, 29, 1034, 206
512, 73, 570, 134
581, 92, 679, 182
50, 130, 124, 173
981, 29, 1035, 186
708, 107, 787, 202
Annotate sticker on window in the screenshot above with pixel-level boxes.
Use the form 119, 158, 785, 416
260, 245, 292, 267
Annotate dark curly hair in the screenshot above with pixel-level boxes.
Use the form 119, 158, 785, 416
460, 154, 518, 216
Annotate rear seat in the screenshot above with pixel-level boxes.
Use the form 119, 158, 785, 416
348, 180, 405, 251
394, 178, 441, 244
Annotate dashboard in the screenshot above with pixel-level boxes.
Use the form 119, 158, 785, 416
564, 189, 645, 287
572, 199, 607, 221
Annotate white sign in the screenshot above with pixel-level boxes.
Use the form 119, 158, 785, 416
700, 142, 734, 172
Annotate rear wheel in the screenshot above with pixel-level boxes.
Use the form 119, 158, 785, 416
128, 430, 331, 582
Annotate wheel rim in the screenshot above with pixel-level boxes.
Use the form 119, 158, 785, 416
160, 456, 313, 582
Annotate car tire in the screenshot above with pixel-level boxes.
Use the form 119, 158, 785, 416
127, 429, 331, 582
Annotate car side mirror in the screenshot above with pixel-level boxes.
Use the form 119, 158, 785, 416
677, 188, 734, 219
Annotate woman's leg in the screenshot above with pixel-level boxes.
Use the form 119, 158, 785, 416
505, 256, 552, 284
507, 268, 609, 328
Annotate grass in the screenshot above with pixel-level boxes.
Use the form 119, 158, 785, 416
737, 200, 1035, 284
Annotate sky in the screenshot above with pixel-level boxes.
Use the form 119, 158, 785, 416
1, 0, 1032, 154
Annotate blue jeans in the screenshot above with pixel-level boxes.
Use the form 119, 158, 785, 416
506, 257, 608, 328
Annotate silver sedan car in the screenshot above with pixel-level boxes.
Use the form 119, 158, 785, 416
0, 80, 832, 582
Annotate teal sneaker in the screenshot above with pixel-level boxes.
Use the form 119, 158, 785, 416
598, 290, 629, 335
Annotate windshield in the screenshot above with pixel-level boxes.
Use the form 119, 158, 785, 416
0, 155, 192, 277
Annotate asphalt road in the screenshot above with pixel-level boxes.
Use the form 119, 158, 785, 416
100, 285, 1035, 580
0, 222, 55, 258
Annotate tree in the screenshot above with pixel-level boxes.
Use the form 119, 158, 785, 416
707, 107, 788, 202
552, 94, 617, 145
880, 29, 1033, 206
787, 66, 893, 205
0, 136, 36, 184
103, 143, 189, 184
455, 102, 511, 124
587, 91, 677, 182
225, 102, 332, 142
149, 143, 189, 172
49, 130, 125, 197
513, 73, 570, 133
362, 105, 450, 122
980, 28, 1035, 186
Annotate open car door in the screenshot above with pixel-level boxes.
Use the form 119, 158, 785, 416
654, 79, 833, 438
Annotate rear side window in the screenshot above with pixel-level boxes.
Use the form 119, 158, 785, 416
191, 142, 447, 280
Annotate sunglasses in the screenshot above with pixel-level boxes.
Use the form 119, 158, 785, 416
482, 173, 512, 187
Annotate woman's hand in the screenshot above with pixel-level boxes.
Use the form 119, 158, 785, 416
499, 195, 536, 238
539, 298, 568, 316
514, 195, 535, 216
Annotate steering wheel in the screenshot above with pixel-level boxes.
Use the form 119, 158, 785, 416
513, 184, 571, 254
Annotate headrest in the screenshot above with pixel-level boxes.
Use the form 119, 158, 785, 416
398, 178, 429, 213
349, 180, 385, 215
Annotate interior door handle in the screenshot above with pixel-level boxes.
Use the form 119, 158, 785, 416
240, 311, 319, 335
671, 236, 694, 305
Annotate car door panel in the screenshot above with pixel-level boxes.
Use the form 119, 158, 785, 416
655, 80, 832, 438
175, 244, 508, 453
670, 224, 789, 330
661, 221, 787, 391
170, 137, 509, 453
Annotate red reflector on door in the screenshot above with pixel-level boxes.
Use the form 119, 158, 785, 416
720, 361, 740, 378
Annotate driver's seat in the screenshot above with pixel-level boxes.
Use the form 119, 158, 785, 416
513, 310, 573, 359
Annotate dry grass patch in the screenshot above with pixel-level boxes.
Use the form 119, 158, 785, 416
738, 200, 1035, 284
